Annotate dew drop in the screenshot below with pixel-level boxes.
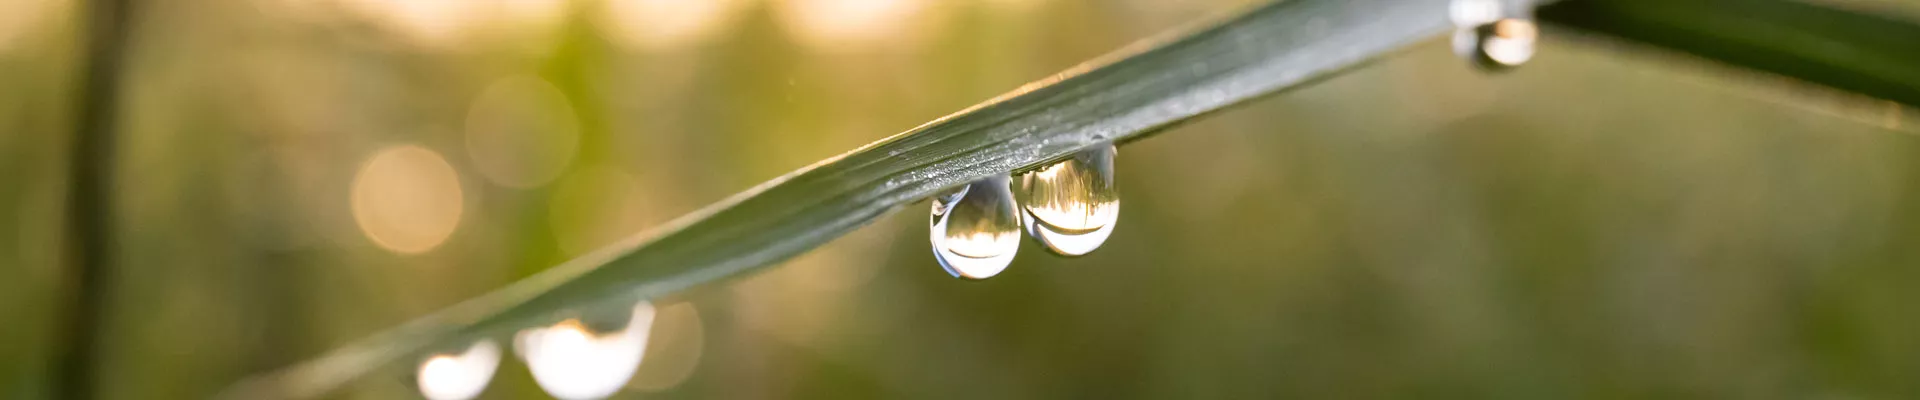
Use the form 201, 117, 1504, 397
517, 301, 656, 400
930, 175, 1021, 279
1454, 18, 1536, 70
1017, 145, 1118, 256
414, 340, 501, 400
1450, 0, 1536, 70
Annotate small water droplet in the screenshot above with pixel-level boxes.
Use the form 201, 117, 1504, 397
414, 340, 501, 400
930, 175, 1021, 279
1018, 145, 1119, 256
1450, 0, 1535, 70
517, 301, 656, 400
1454, 18, 1537, 70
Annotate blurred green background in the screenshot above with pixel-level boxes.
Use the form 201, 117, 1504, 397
4, 0, 1920, 398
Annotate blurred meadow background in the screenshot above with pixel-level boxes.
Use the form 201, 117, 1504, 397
5, 0, 1920, 398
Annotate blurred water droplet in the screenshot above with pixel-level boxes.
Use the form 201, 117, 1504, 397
930, 175, 1021, 279
518, 301, 656, 400
415, 341, 500, 400
1018, 145, 1119, 256
351, 145, 464, 254
1450, 0, 1535, 70
1454, 18, 1537, 70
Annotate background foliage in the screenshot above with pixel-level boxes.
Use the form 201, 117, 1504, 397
3, 0, 1919, 398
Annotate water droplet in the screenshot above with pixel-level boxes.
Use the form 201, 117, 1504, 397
930, 175, 1021, 279
1450, 0, 1535, 70
414, 340, 501, 400
1454, 18, 1536, 70
517, 301, 656, 400
1017, 145, 1119, 256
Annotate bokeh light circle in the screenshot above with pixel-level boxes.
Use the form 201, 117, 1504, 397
350, 145, 464, 254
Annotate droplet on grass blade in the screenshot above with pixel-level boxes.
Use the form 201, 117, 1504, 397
517, 301, 656, 400
1017, 145, 1119, 256
931, 175, 1022, 279
1450, 0, 1537, 70
414, 340, 501, 400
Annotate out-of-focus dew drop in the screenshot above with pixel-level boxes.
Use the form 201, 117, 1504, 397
0, 0, 49, 53
466, 76, 579, 189
626, 302, 704, 392
547, 165, 650, 255
1454, 18, 1536, 69
596, 0, 745, 51
414, 340, 501, 400
350, 145, 464, 254
775, 0, 933, 52
337, 0, 477, 46
1017, 145, 1119, 256
517, 301, 657, 400
931, 175, 1022, 280
335, 0, 569, 48
1450, 0, 1536, 70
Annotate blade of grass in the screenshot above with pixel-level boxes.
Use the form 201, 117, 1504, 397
227, 0, 1464, 397
1537, 0, 1920, 107
57, 0, 136, 398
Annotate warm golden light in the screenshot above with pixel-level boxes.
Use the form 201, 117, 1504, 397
0, 0, 49, 52
775, 0, 934, 51
627, 302, 704, 392
597, 0, 745, 51
465, 75, 579, 189
350, 145, 464, 254
415, 341, 501, 400
336, 0, 570, 47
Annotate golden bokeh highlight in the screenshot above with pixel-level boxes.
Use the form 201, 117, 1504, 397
627, 302, 705, 392
596, 0, 746, 51
775, 0, 934, 51
350, 145, 464, 254
465, 75, 580, 188
0, 0, 50, 52
336, 0, 571, 47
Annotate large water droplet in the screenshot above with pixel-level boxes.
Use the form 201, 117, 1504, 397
517, 301, 656, 400
1018, 145, 1118, 256
414, 340, 501, 400
930, 175, 1021, 279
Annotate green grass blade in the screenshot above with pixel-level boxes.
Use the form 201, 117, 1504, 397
225, 0, 1459, 397
1538, 0, 1920, 106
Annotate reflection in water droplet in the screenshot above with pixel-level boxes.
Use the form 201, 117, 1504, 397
1018, 145, 1119, 256
415, 340, 501, 400
930, 175, 1021, 279
518, 301, 656, 400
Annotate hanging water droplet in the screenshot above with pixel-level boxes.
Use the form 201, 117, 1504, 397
1454, 18, 1537, 70
930, 175, 1021, 279
414, 340, 501, 400
1017, 145, 1119, 256
517, 301, 657, 400
1450, 0, 1536, 70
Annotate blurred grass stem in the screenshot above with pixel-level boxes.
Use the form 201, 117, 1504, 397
1540, 0, 1920, 106
56, 0, 135, 398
